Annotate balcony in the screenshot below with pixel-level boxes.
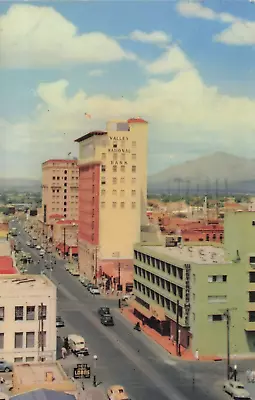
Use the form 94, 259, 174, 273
245, 322, 255, 331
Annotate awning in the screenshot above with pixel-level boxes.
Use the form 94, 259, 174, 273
56, 243, 70, 253
70, 246, 78, 254
131, 300, 152, 319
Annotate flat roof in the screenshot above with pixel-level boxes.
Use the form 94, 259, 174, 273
0, 274, 54, 295
14, 363, 66, 385
42, 159, 78, 165
142, 245, 229, 265
75, 130, 107, 143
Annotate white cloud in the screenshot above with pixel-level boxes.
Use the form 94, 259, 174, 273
0, 4, 135, 68
129, 30, 170, 45
214, 21, 255, 45
176, 2, 237, 23
146, 45, 193, 75
88, 69, 105, 77
2, 42, 255, 177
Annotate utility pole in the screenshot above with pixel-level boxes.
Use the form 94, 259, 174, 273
118, 262, 121, 290
220, 307, 237, 379
63, 227, 66, 260
94, 246, 98, 285
176, 300, 180, 356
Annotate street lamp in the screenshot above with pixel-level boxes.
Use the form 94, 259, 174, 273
93, 355, 98, 387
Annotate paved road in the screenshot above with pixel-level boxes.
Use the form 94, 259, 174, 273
11, 219, 223, 400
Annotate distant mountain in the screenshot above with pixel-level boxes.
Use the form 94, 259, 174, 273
148, 152, 255, 194
0, 178, 41, 192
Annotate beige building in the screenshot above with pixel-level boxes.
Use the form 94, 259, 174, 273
41, 159, 79, 226
0, 275, 57, 363
12, 362, 77, 396
75, 118, 148, 286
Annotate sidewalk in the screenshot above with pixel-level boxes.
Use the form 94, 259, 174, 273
121, 306, 223, 362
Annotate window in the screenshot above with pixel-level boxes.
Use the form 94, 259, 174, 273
132, 190, 136, 196
26, 357, 34, 362
101, 165, 106, 172
14, 357, 23, 363
15, 306, 24, 321
250, 272, 255, 282
120, 202, 125, 208
132, 178, 136, 184
120, 166, 125, 172
113, 142, 117, 148
208, 295, 227, 303
102, 153, 106, 159
120, 190, 125, 196
252, 221, 255, 226
101, 178, 106, 185
26, 306, 35, 320
249, 311, 255, 322
132, 154, 136, 160
101, 189, 106, 196
0, 307, 4, 321
112, 190, 117, 195
132, 202, 136, 209
38, 331, 46, 348
132, 141, 136, 147
0, 333, 4, 349
64, 170, 67, 174
26, 332, 35, 348
38, 305, 47, 320
250, 257, 255, 264
208, 275, 227, 283
15, 332, 23, 348
112, 202, 117, 208
208, 314, 224, 322
249, 292, 255, 302
120, 177, 125, 184
113, 166, 117, 172
132, 165, 136, 173
113, 177, 117, 184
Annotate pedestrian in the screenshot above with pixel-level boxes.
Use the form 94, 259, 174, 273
195, 349, 199, 361
0, 377, 5, 384
61, 346, 67, 359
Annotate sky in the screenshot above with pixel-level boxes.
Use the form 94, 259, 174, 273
1, 0, 255, 179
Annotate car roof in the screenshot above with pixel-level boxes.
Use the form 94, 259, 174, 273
109, 385, 125, 391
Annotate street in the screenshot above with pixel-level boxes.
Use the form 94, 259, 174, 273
11, 219, 230, 400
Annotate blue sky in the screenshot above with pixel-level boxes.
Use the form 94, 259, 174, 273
0, 0, 255, 178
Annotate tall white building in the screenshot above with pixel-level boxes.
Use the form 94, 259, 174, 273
0, 275, 57, 363
75, 118, 149, 288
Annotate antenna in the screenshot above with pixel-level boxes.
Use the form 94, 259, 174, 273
205, 178, 210, 196
224, 178, 229, 197
185, 179, 190, 198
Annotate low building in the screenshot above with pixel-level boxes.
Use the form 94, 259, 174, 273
133, 213, 255, 358
11, 363, 77, 396
0, 274, 56, 363
11, 389, 76, 400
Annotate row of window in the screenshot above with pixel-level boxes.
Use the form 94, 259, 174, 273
0, 331, 46, 349
0, 305, 47, 322
101, 189, 136, 196
208, 275, 227, 283
101, 164, 136, 173
134, 265, 183, 298
101, 201, 136, 209
52, 169, 78, 174
101, 173, 136, 186
134, 251, 183, 280
134, 282, 183, 318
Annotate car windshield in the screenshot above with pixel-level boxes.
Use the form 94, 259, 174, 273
103, 308, 110, 313
105, 315, 113, 320
236, 385, 244, 389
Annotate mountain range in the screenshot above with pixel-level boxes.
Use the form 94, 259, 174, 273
148, 152, 255, 194
0, 178, 41, 192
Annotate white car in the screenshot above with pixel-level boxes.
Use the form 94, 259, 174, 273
39, 249, 45, 256
26, 241, 31, 246
223, 380, 251, 399
89, 286, 100, 295
36, 245, 41, 250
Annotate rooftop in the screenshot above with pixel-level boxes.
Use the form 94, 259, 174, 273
42, 159, 78, 166
75, 130, 107, 143
127, 117, 148, 123
11, 389, 76, 400
0, 274, 54, 295
13, 363, 67, 386
144, 245, 228, 265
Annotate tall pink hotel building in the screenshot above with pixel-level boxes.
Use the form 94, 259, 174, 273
75, 118, 149, 290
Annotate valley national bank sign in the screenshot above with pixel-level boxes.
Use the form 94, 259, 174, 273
108, 136, 130, 165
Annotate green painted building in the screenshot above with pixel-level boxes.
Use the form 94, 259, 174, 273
133, 212, 255, 358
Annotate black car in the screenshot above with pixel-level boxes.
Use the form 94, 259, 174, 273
101, 314, 114, 326
56, 316, 65, 328
98, 306, 110, 317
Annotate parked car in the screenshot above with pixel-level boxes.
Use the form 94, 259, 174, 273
40, 249, 45, 257
0, 360, 12, 372
98, 306, 111, 317
101, 315, 114, 326
56, 316, 65, 328
26, 241, 31, 247
68, 334, 89, 356
107, 385, 129, 400
36, 245, 41, 250
223, 380, 251, 399
87, 283, 94, 291
89, 286, 100, 295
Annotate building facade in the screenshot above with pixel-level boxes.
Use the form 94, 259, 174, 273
133, 212, 255, 358
75, 118, 148, 288
0, 275, 57, 363
41, 159, 79, 228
